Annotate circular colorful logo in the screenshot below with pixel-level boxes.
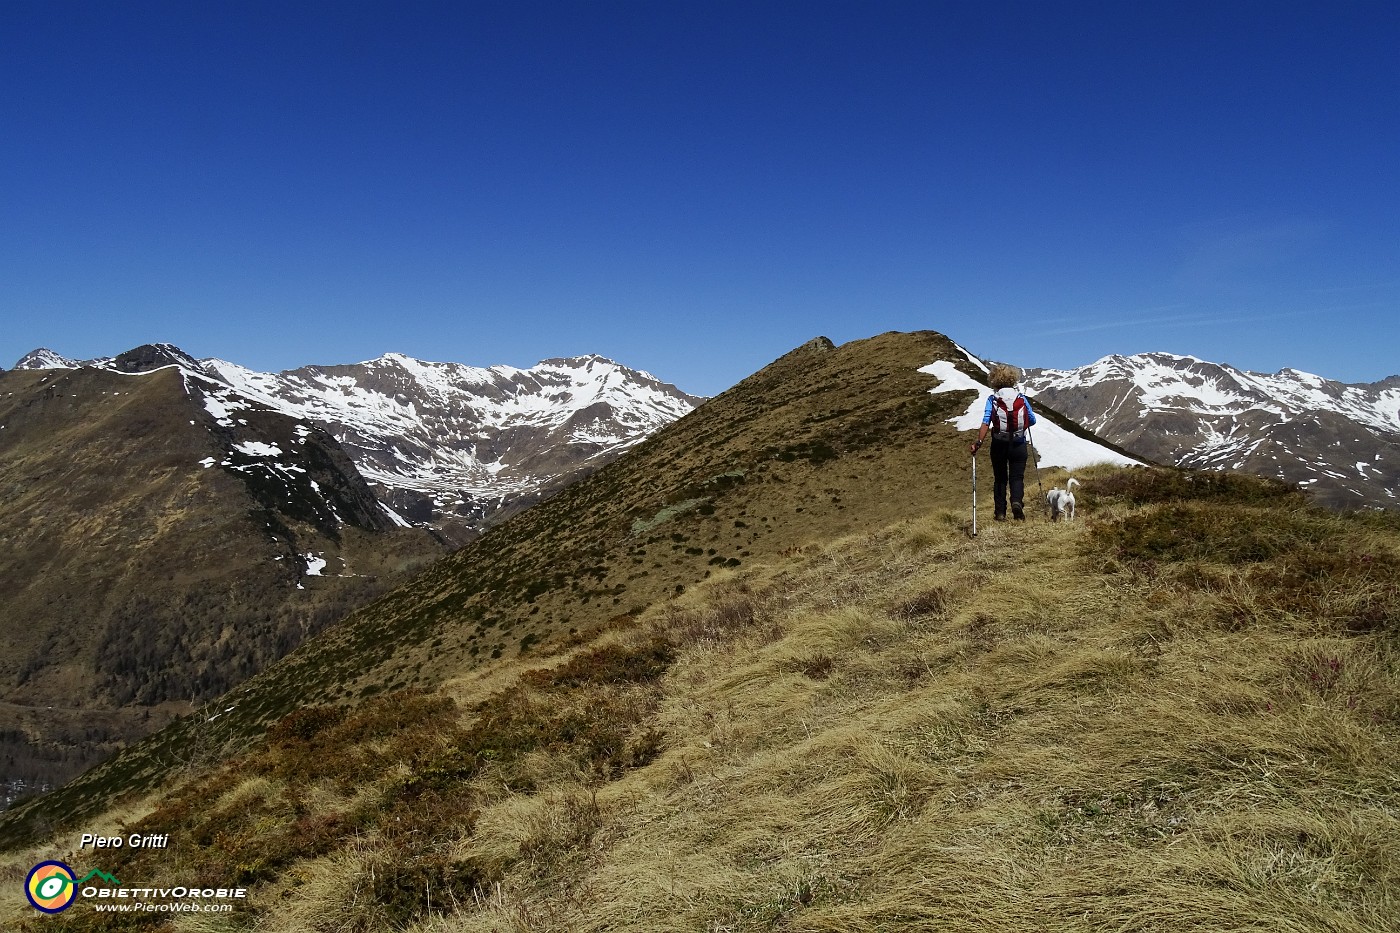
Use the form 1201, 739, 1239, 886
26, 861, 77, 914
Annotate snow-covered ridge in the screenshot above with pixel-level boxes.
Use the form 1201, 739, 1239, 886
200, 351, 701, 502
14, 348, 82, 369
1021, 352, 1399, 509
203, 352, 693, 439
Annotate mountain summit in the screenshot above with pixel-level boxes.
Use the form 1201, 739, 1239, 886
201, 351, 704, 539
13, 348, 84, 369
0, 361, 442, 796
4, 329, 1123, 825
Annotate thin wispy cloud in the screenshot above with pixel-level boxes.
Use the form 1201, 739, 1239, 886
1027, 306, 1207, 337
1173, 218, 1330, 289
1308, 279, 1400, 295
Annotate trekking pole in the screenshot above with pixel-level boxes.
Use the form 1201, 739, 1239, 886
971, 450, 978, 537
1028, 426, 1045, 517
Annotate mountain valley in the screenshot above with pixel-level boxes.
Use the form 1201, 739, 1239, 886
0, 361, 443, 796
1, 340, 700, 800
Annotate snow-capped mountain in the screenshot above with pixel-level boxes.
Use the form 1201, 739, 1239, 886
1023, 353, 1400, 509
201, 353, 703, 537
0, 352, 446, 793
14, 348, 85, 369
14, 344, 704, 538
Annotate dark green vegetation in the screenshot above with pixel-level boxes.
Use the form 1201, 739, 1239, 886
0, 366, 442, 794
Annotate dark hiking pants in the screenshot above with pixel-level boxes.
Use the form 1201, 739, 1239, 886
989, 437, 1028, 517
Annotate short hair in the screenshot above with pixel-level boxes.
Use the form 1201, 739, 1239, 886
988, 364, 1020, 390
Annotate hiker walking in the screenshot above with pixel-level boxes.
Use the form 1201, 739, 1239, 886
968, 364, 1037, 521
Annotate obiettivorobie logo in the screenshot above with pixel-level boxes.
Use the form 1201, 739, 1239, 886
24, 860, 248, 916
25, 862, 120, 914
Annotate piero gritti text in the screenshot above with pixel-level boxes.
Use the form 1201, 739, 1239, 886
80, 832, 170, 850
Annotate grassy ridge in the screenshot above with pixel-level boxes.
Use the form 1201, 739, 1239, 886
6, 465, 1397, 931
0, 330, 989, 843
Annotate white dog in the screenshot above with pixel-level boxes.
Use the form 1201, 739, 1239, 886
1046, 477, 1080, 522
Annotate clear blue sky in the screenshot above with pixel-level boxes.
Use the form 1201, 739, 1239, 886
3, 1, 1396, 395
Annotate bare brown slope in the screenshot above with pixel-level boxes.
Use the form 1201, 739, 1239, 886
0, 366, 441, 794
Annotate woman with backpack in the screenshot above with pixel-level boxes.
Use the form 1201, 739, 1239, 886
968, 364, 1038, 521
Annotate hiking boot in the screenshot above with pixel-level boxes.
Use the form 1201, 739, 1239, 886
994, 511, 1006, 522
1012, 503, 1025, 521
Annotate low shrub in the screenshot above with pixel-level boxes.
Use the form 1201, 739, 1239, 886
1091, 504, 1326, 565
368, 852, 490, 927
267, 704, 347, 746
1087, 466, 1302, 506
527, 638, 675, 689
890, 586, 949, 619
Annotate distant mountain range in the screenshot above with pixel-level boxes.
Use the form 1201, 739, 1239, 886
2, 330, 1109, 832
13, 344, 704, 541
56, 333, 1131, 748
5, 335, 1394, 807
14, 343, 1398, 520
1023, 353, 1400, 509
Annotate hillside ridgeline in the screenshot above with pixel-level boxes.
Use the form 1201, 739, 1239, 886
5, 331, 1395, 931
1, 330, 988, 831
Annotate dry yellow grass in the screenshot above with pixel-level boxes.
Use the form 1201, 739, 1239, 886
11, 468, 1397, 932
397, 500, 1398, 933
0, 792, 168, 929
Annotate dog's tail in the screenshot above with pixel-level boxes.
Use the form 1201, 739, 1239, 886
1067, 477, 1080, 491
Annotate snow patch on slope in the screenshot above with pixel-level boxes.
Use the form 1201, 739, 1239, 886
1023, 352, 1400, 509
922, 360, 1141, 471
233, 440, 283, 458
14, 342, 700, 531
